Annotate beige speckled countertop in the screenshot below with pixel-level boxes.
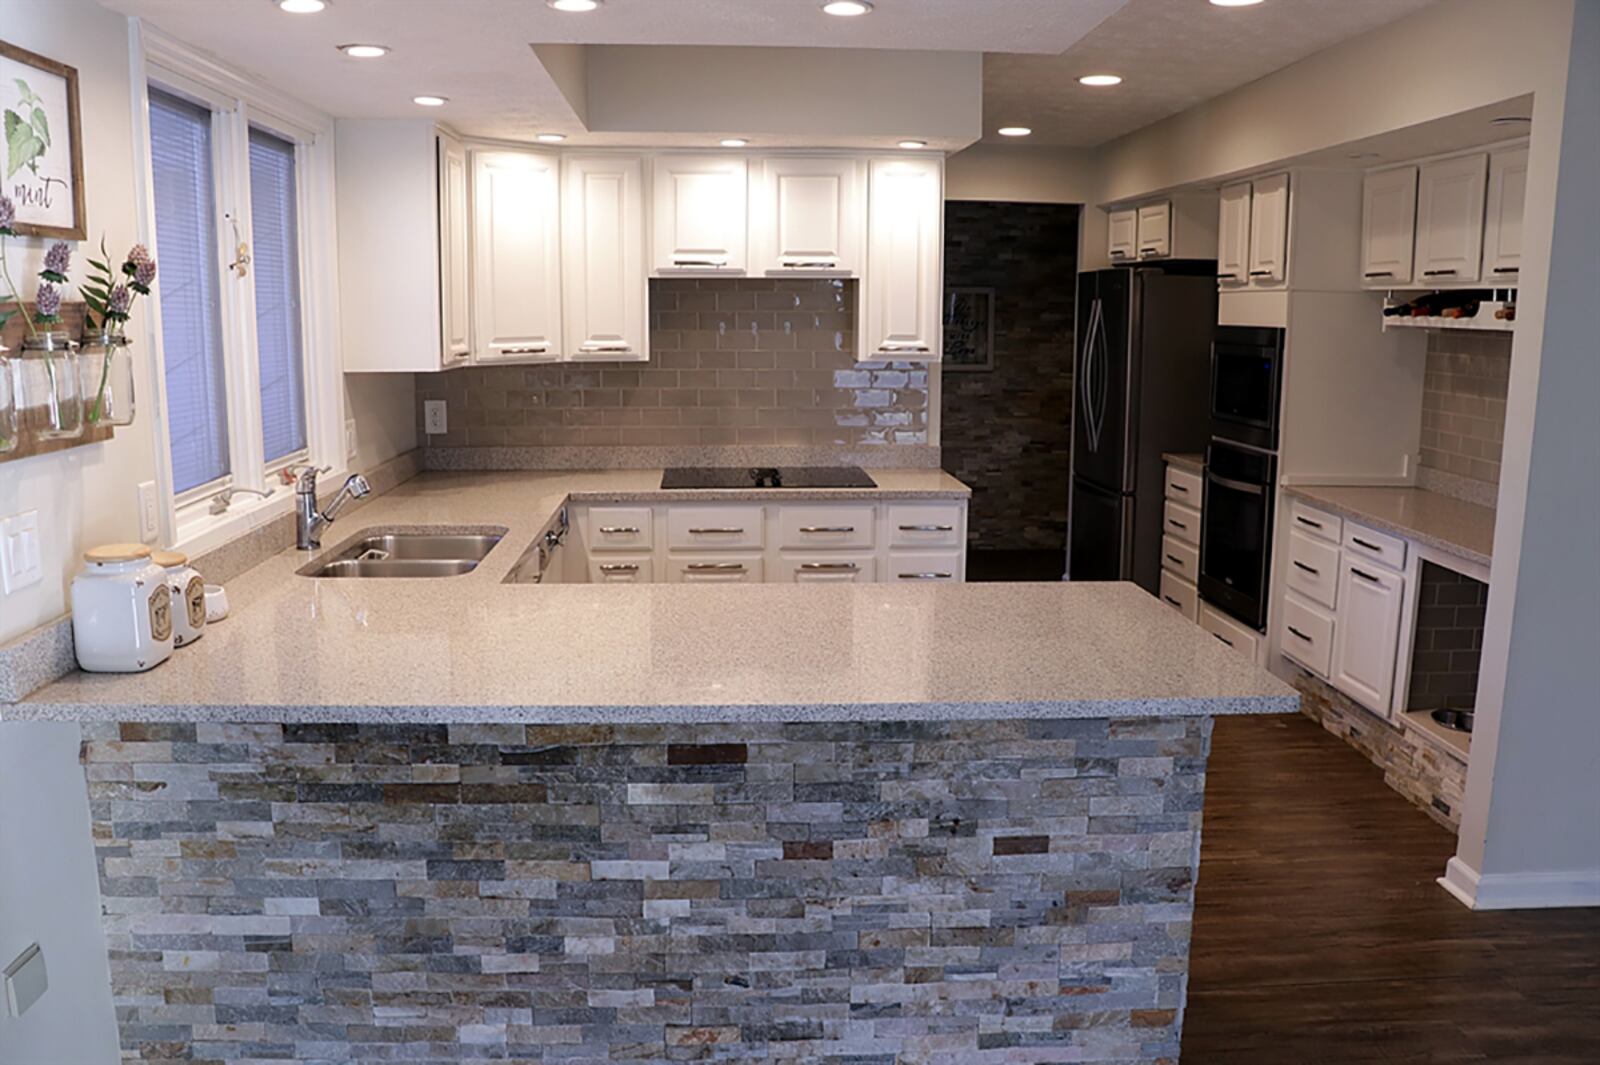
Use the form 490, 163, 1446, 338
11, 470, 1295, 724
1162, 452, 1205, 475
1285, 485, 1495, 569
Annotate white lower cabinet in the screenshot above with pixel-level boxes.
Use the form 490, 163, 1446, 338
887, 552, 963, 582
670, 557, 765, 584
591, 558, 654, 584
1329, 556, 1406, 717
1279, 592, 1335, 679
1199, 602, 1262, 663
1159, 570, 1200, 623
778, 555, 877, 583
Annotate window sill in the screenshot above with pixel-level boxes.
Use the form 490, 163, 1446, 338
173, 487, 297, 559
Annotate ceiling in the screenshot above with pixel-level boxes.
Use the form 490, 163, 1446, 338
983, 0, 1441, 147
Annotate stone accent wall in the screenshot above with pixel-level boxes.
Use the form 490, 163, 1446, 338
1406, 562, 1489, 711
1291, 669, 1467, 830
415, 279, 930, 451
941, 201, 1079, 551
1420, 331, 1511, 487
82, 716, 1211, 1064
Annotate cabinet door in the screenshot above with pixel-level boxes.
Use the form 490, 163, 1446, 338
1330, 558, 1405, 717
752, 155, 865, 275
1247, 173, 1289, 285
472, 148, 561, 363
669, 557, 765, 584
1136, 201, 1171, 259
437, 131, 471, 367
1361, 167, 1418, 286
1415, 154, 1487, 284
652, 153, 747, 273
1483, 146, 1528, 282
1217, 182, 1252, 286
1107, 208, 1137, 262
562, 154, 647, 361
863, 156, 942, 361
782, 556, 877, 583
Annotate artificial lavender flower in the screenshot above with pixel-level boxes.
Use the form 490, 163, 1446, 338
133, 257, 157, 291
34, 282, 61, 320
0, 195, 14, 233
42, 241, 71, 280
108, 284, 132, 318
127, 244, 152, 266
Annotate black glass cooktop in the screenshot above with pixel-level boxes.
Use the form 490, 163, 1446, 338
661, 466, 877, 490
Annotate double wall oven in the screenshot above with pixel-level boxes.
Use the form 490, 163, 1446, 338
1198, 326, 1284, 631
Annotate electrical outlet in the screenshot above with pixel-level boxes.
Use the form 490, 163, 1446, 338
345, 419, 359, 461
423, 399, 448, 435
137, 481, 160, 542
0, 511, 43, 594
4, 943, 47, 1019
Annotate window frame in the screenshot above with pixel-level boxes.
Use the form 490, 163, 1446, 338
131, 24, 344, 555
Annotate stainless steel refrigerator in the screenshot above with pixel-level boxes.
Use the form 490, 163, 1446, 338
1067, 264, 1216, 593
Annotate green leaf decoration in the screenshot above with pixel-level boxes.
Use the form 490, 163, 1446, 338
5, 109, 46, 180
29, 106, 49, 149
13, 79, 39, 109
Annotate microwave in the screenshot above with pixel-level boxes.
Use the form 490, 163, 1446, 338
1210, 326, 1284, 451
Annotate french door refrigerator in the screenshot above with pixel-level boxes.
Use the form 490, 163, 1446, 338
1067, 264, 1216, 594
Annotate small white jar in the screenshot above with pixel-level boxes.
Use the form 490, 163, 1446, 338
154, 550, 207, 647
71, 544, 175, 673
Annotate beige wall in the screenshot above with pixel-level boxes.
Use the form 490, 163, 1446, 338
945, 144, 1098, 204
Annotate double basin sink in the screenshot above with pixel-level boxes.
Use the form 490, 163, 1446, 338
298, 531, 503, 579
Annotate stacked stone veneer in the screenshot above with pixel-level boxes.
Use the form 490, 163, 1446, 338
81, 717, 1211, 1064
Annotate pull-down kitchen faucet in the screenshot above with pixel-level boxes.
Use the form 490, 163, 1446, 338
290, 465, 372, 550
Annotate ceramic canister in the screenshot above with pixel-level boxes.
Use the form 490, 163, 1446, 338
71, 543, 175, 673
153, 550, 207, 647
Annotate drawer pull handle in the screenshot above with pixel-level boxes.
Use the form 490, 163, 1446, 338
799, 526, 855, 534
899, 572, 952, 580
1351, 567, 1382, 584
1169, 483, 1189, 493
878, 342, 932, 354
1423, 269, 1458, 277
1248, 270, 1274, 277
579, 342, 633, 353
1163, 595, 1183, 607
1350, 536, 1382, 553
498, 345, 548, 355
599, 563, 639, 573
672, 257, 729, 268
599, 526, 640, 535
1296, 516, 1323, 529
689, 527, 745, 535
1292, 561, 1319, 575
899, 524, 955, 532
1165, 553, 1184, 565
1212, 633, 1234, 648
1287, 625, 1313, 643
783, 259, 839, 269
1217, 272, 1240, 281
1140, 246, 1162, 254
800, 562, 858, 571
1363, 271, 1394, 279
687, 562, 745, 571
1168, 519, 1187, 530
1491, 266, 1519, 274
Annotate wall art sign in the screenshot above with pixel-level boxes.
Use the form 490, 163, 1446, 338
943, 286, 995, 371
0, 40, 87, 240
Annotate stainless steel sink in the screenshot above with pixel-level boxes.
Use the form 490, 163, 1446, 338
298, 530, 504, 579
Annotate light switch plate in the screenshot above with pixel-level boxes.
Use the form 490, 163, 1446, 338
137, 481, 160, 542
423, 400, 448, 435
345, 419, 359, 461
0, 510, 43, 594
4, 942, 46, 1018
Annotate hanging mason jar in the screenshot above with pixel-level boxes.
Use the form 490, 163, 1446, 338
0, 342, 16, 454
17, 331, 83, 440
79, 330, 136, 427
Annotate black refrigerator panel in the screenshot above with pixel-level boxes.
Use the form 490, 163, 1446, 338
1068, 478, 1134, 583
1072, 269, 1134, 494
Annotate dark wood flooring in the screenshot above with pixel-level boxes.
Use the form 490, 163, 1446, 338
1184, 714, 1600, 1064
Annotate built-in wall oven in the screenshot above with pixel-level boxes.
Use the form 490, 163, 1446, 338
1209, 325, 1284, 451
1198, 439, 1277, 630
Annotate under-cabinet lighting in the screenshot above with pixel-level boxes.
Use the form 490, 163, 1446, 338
997, 126, 1032, 137
1210, 0, 1266, 7
897, 140, 927, 149
277, 0, 327, 13
536, 133, 567, 142
720, 138, 749, 147
547, 0, 601, 11
822, 1, 873, 16
413, 95, 447, 107
339, 43, 389, 58
1078, 74, 1123, 87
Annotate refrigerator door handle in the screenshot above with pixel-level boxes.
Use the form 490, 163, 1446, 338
1081, 298, 1107, 454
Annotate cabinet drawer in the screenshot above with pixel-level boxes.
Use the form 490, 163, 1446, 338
667, 556, 765, 583
777, 505, 876, 550
1199, 602, 1261, 663
1289, 500, 1342, 543
666, 505, 765, 551
887, 503, 964, 548
778, 554, 876, 583
1161, 535, 1199, 584
586, 506, 653, 552
1280, 592, 1335, 678
590, 557, 654, 584
889, 551, 964, 583
1163, 499, 1201, 546
1165, 466, 1203, 506
1285, 529, 1340, 609
1343, 522, 1407, 572
1158, 570, 1199, 622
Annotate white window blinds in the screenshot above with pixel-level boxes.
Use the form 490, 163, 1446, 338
149, 89, 230, 494
248, 128, 308, 464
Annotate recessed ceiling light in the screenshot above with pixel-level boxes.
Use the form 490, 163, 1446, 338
547, 0, 600, 10
822, 1, 873, 16
339, 43, 389, 58
1210, 0, 1266, 6
720, 138, 749, 148
536, 133, 567, 143
997, 126, 1032, 137
897, 140, 927, 149
277, 0, 326, 13
1078, 74, 1123, 87
413, 95, 447, 107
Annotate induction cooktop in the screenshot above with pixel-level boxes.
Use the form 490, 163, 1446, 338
660, 466, 877, 490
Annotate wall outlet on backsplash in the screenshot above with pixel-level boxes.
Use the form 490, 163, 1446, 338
423, 400, 448, 436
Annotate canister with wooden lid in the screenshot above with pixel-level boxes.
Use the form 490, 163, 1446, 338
153, 550, 206, 647
71, 544, 174, 672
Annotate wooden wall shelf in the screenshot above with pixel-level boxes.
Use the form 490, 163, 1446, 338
1, 302, 117, 464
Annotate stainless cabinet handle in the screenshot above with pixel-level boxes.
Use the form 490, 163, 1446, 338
579, 342, 633, 353
1209, 472, 1265, 496
672, 257, 728, 267
1491, 266, 1519, 274
899, 524, 954, 532
1140, 246, 1161, 254
1350, 536, 1382, 553
1423, 269, 1458, 277
800, 562, 859, 571
1363, 271, 1394, 279
1109, 250, 1130, 259
599, 526, 640, 534
1292, 561, 1319, 575
1212, 632, 1235, 648
1295, 516, 1324, 529
877, 342, 931, 354
687, 562, 745, 571
782, 260, 838, 269
1249, 270, 1274, 277
1351, 567, 1382, 584
1218, 273, 1240, 280
899, 572, 952, 580
599, 563, 639, 573
1287, 626, 1313, 642
689, 527, 745, 535
498, 345, 548, 355
799, 526, 855, 534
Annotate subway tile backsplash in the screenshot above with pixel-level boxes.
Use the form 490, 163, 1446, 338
1419, 331, 1511, 487
416, 279, 931, 450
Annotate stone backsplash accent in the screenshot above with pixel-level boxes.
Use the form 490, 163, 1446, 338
415, 279, 931, 452
1420, 331, 1511, 488
82, 716, 1211, 1063
1291, 669, 1467, 830
1406, 562, 1489, 712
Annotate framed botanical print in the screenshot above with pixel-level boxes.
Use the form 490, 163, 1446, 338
0, 40, 87, 240
943, 286, 995, 371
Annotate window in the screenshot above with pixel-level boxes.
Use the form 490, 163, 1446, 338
248, 128, 308, 465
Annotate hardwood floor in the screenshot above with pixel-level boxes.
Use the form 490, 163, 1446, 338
1185, 714, 1600, 1064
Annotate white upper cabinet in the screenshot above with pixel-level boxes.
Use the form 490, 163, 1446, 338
438, 131, 472, 368
651, 153, 748, 274
1360, 166, 1418, 287
1247, 172, 1289, 286
863, 156, 943, 362
1217, 182, 1252, 286
471, 148, 562, 363
1482, 146, 1529, 282
1107, 208, 1137, 262
562, 154, 648, 361
1136, 201, 1171, 259
751, 155, 866, 276
1414, 153, 1487, 284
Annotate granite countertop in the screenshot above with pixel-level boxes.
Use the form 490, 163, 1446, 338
1284, 485, 1495, 568
1163, 452, 1205, 475
11, 470, 1295, 724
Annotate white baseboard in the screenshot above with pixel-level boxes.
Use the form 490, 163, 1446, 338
1439, 856, 1600, 910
